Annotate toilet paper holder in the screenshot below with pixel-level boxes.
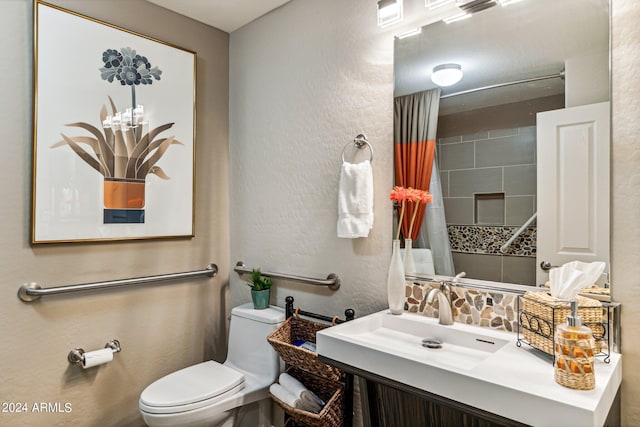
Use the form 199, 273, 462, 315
68, 339, 121, 365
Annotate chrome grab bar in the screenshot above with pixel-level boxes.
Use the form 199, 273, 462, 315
500, 212, 537, 253
18, 263, 218, 302
234, 261, 340, 290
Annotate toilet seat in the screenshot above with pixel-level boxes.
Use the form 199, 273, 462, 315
140, 361, 245, 415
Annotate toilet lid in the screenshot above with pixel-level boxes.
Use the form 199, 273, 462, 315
140, 361, 244, 412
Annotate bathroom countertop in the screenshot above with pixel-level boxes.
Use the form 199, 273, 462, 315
317, 310, 621, 427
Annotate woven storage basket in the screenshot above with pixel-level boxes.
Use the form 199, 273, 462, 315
520, 291, 605, 356
267, 316, 342, 382
270, 367, 344, 427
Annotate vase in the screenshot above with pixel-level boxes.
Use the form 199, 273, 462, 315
403, 238, 416, 275
103, 178, 146, 209
251, 289, 271, 309
103, 178, 146, 224
387, 239, 406, 315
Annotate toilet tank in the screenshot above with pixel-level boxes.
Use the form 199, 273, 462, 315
225, 303, 285, 381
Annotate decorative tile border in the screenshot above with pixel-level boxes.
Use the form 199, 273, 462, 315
448, 225, 536, 257
405, 282, 519, 333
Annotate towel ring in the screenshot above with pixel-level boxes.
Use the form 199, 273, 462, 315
341, 134, 373, 163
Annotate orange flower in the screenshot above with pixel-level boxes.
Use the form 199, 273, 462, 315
390, 186, 409, 240
419, 191, 433, 204
407, 189, 433, 238
391, 187, 434, 239
389, 186, 409, 203
403, 187, 416, 202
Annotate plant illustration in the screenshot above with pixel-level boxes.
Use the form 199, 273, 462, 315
51, 96, 182, 180
100, 47, 162, 113
51, 48, 181, 181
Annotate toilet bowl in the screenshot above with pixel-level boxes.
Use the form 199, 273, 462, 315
139, 303, 285, 427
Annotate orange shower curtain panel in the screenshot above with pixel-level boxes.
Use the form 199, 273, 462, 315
394, 139, 436, 240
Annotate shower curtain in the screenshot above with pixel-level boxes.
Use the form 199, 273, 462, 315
394, 89, 454, 276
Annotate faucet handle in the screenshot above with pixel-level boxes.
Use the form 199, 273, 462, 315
439, 281, 450, 292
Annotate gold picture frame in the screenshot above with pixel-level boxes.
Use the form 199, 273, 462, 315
32, 1, 196, 243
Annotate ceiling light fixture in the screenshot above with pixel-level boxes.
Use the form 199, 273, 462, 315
426, 0, 454, 9
456, 0, 498, 13
396, 28, 422, 39
377, 0, 403, 27
431, 64, 463, 87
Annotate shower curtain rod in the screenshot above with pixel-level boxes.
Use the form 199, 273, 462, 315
440, 70, 565, 99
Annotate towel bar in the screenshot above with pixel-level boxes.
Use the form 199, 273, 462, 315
341, 133, 373, 163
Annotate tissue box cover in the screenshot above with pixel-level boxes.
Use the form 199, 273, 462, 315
520, 291, 605, 356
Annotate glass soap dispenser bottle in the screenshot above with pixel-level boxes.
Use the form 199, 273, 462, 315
554, 300, 596, 390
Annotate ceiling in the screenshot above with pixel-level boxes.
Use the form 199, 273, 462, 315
146, 0, 292, 33
394, 0, 609, 115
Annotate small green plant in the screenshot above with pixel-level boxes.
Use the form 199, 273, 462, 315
248, 269, 272, 291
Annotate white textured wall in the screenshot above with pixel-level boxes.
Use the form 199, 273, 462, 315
0, 1, 229, 426
230, 0, 640, 424
229, 0, 395, 318
611, 1, 640, 425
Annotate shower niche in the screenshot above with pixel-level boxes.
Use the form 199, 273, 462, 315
474, 192, 505, 225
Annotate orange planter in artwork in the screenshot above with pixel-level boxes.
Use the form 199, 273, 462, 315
103, 179, 146, 209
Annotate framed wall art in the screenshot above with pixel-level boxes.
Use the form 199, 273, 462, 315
32, 1, 196, 243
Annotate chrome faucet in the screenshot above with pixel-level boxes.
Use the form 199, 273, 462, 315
427, 281, 454, 325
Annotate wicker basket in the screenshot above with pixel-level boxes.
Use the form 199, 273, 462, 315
267, 316, 342, 381
270, 367, 344, 427
520, 291, 605, 356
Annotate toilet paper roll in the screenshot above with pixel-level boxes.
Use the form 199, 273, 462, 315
82, 348, 113, 369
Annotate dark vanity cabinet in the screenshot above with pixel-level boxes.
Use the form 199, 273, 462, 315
320, 356, 621, 427
361, 379, 527, 427
363, 378, 621, 427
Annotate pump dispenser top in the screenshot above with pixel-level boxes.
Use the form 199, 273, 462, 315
566, 300, 582, 327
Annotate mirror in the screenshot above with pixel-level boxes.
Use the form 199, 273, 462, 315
394, 0, 610, 287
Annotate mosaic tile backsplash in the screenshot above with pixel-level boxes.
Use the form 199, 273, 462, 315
448, 224, 536, 257
405, 282, 519, 333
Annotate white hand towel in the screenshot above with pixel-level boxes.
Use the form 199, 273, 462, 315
337, 160, 374, 238
269, 383, 303, 410
279, 373, 324, 412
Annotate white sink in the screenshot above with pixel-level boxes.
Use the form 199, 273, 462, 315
316, 310, 621, 427
330, 312, 509, 371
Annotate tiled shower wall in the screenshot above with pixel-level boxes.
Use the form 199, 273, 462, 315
439, 126, 537, 286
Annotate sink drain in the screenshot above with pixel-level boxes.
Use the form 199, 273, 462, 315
422, 338, 443, 349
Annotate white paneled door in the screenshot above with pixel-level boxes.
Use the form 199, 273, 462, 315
536, 102, 610, 285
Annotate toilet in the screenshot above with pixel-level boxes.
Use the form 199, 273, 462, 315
139, 303, 285, 427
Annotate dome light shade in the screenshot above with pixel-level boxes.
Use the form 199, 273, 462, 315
431, 63, 463, 87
